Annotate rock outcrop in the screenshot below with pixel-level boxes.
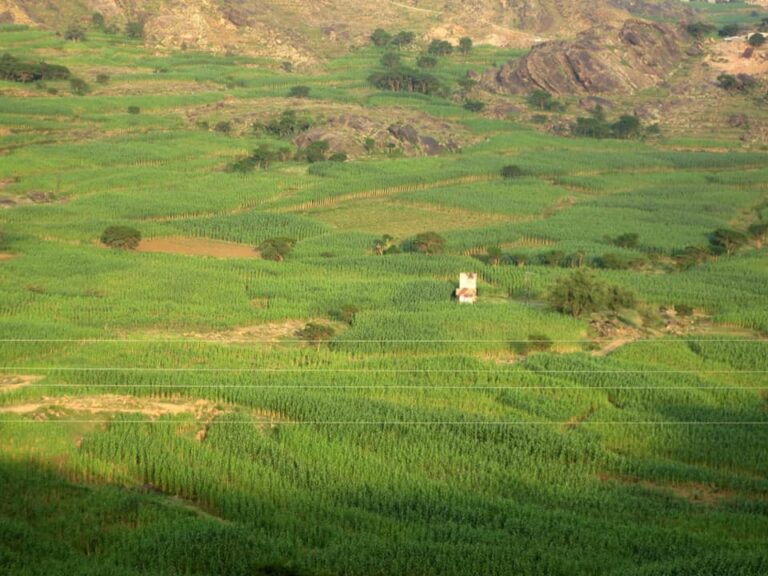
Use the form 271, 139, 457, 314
478, 20, 688, 96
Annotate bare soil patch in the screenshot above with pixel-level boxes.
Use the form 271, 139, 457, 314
0, 252, 15, 261
708, 39, 768, 76
137, 236, 259, 259
597, 473, 751, 505
183, 318, 337, 342
0, 375, 42, 392
0, 394, 227, 420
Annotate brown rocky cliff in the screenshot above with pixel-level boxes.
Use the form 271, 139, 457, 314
479, 20, 688, 96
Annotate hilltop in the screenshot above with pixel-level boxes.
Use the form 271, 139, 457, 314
0, 0, 686, 62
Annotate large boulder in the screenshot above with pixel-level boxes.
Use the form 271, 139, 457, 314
478, 20, 688, 96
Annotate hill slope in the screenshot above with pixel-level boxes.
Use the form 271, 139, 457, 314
0, 0, 683, 61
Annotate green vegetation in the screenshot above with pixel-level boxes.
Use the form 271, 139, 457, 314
0, 26, 767, 576
0, 53, 70, 82
100, 225, 142, 250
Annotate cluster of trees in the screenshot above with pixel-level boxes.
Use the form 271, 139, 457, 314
0, 53, 70, 83
254, 109, 313, 138
572, 106, 645, 139
548, 270, 638, 318
229, 144, 293, 172
88, 12, 144, 38
229, 141, 343, 172
368, 27, 473, 95
370, 29, 416, 49
372, 232, 446, 256
368, 68, 443, 95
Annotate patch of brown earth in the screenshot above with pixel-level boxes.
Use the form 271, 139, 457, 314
0, 252, 15, 261
708, 38, 768, 76
136, 237, 259, 259
597, 473, 752, 505
0, 374, 42, 392
0, 394, 227, 420
183, 319, 333, 342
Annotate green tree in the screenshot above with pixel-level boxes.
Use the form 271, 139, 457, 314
370, 28, 392, 47
258, 237, 296, 262
288, 85, 310, 98
463, 100, 484, 112
501, 165, 524, 179
64, 25, 86, 42
373, 234, 395, 255
296, 322, 335, 348
101, 226, 141, 250
428, 39, 453, 56
612, 233, 639, 249
125, 21, 145, 40
417, 55, 437, 69
686, 22, 716, 39
69, 78, 90, 95
381, 52, 401, 69
487, 245, 503, 266
610, 115, 641, 139
710, 228, 748, 255
548, 270, 618, 317
458, 37, 473, 55
390, 31, 415, 48
301, 140, 329, 163
404, 231, 446, 255
749, 33, 766, 47
91, 12, 105, 28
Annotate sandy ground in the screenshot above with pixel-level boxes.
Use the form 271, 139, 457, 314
0, 253, 15, 261
0, 394, 226, 419
708, 39, 768, 75
136, 236, 260, 259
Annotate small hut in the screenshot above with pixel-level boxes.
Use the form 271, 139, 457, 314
455, 272, 477, 304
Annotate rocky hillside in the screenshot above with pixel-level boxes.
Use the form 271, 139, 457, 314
476, 20, 691, 96
0, 0, 683, 62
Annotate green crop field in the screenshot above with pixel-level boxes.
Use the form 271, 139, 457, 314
0, 24, 767, 576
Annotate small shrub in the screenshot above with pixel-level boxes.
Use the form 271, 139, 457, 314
95, 73, 109, 84
501, 165, 524, 179
258, 237, 296, 262
101, 226, 141, 250
427, 39, 453, 56
674, 303, 694, 317
214, 121, 232, 134
749, 33, 766, 47
288, 85, 310, 98
69, 78, 90, 96
127, 106, 141, 115
329, 152, 347, 162
125, 21, 145, 39
463, 100, 485, 112
296, 323, 335, 347
64, 25, 86, 42
370, 28, 392, 47
417, 55, 437, 69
